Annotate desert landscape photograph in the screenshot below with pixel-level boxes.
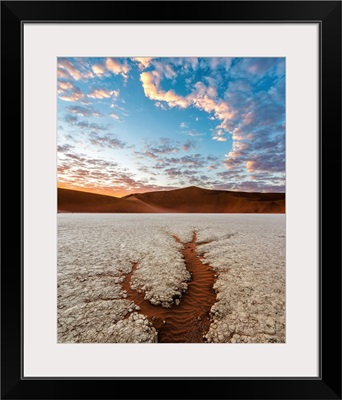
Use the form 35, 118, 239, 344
57, 57, 285, 343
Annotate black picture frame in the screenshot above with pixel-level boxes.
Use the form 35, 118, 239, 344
1, 1, 341, 399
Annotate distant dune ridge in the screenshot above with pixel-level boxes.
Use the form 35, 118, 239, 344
58, 186, 285, 213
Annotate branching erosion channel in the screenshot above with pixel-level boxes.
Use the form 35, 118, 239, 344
121, 232, 217, 343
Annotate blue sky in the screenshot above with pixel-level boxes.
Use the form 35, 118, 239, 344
57, 57, 285, 197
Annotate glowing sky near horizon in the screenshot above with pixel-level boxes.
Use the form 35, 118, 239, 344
57, 57, 285, 197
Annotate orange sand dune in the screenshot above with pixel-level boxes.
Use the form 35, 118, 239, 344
58, 186, 285, 213
58, 188, 159, 213
124, 186, 285, 213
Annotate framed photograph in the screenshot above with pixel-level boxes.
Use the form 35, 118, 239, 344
1, 1, 341, 399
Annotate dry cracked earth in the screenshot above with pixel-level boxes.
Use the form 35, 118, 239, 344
58, 214, 285, 343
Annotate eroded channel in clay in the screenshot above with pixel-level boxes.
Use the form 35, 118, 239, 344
121, 232, 217, 343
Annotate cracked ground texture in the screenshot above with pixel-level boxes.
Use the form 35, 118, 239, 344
58, 214, 285, 343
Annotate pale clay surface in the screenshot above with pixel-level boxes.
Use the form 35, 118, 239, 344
58, 214, 285, 343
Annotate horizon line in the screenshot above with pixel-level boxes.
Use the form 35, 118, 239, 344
57, 185, 286, 199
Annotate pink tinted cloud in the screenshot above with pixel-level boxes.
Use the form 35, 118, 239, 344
138, 58, 284, 184
59, 87, 85, 102
57, 59, 83, 80
57, 81, 74, 93
57, 69, 69, 79
87, 89, 119, 99
92, 64, 106, 76
140, 68, 235, 140
106, 58, 130, 79
246, 160, 256, 172
140, 72, 189, 108
131, 57, 153, 70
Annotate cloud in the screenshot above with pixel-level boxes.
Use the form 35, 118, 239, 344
87, 89, 119, 99
58, 57, 285, 193
58, 84, 85, 102
57, 143, 74, 153
161, 167, 211, 186
154, 101, 167, 110
106, 58, 130, 79
64, 114, 107, 132
131, 57, 153, 70
224, 130, 285, 177
140, 71, 189, 108
89, 132, 127, 149
165, 57, 200, 72
138, 58, 285, 183
248, 153, 285, 174
162, 167, 209, 186
207, 155, 219, 162
186, 130, 205, 137
66, 106, 102, 117
57, 59, 83, 80
152, 60, 177, 79
58, 81, 74, 92
57, 69, 69, 79
192, 80, 217, 99
177, 154, 206, 168
76, 120, 107, 131
182, 140, 197, 152
212, 136, 227, 142
61, 152, 88, 163
228, 79, 252, 92
65, 114, 78, 123
58, 57, 285, 194
110, 113, 121, 121
239, 58, 283, 77
189, 87, 235, 132
246, 160, 255, 172
133, 143, 220, 186
58, 58, 98, 84
165, 168, 181, 178
218, 61, 285, 181
212, 129, 228, 142
241, 103, 284, 133
181, 169, 198, 176
137, 165, 158, 176
140, 67, 235, 139
216, 180, 285, 193
59, 92, 84, 102
141, 151, 160, 161
149, 154, 207, 170
58, 150, 180, 194
207, 57, 232, 71
92, 63, 106, 76
268, 76, 285, 103
141, 138, 180, 157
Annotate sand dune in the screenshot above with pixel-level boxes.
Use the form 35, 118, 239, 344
58, 188, 159, 213
58, 186, 285, 213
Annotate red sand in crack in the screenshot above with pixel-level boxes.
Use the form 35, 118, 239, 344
121, 233, 217, 343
